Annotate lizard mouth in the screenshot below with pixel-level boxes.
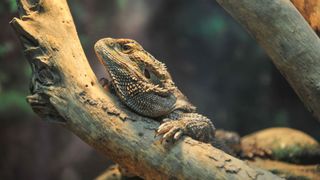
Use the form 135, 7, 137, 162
95, 51, 117, 85
94, 44, 143, 97
95, 48, 136, 79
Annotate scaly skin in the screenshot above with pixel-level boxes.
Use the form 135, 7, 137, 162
94, 38, 215, 143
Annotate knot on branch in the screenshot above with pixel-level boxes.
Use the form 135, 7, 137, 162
26, 61, 64, 123
17, 0, 44, 17
11, 16, 65, 123
26, 50, 64, 123
27, 93, 66, 123
21, 32, 60, 91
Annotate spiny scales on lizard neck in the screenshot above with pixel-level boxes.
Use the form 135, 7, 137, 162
94, 38, 216, 143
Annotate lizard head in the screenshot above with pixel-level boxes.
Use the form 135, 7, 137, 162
94, 38, 177, 117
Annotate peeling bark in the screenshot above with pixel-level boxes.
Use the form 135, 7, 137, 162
217, 0, 320, 123
10, 0, 282, 179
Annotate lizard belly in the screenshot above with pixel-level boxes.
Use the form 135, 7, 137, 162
125, 93, 176, 118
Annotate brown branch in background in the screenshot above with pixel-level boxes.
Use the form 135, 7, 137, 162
9, 0, 281, 179
216, 0, 320, 123
291, 0, 320, 35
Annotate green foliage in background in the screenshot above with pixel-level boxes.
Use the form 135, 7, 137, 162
0, 42, 13, 57
0, 61, 33, 115
274, 110, 289, 126
0, 90, 32, 114
0, 0, 17, 13
9, 0, 17, 13
116, 0, 127, 11
199, 15, 226, 38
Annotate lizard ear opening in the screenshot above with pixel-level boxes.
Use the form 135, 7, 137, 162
144, 68, 151, 79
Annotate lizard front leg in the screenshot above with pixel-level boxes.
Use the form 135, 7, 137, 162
99, 77, 117, 94
156, 112, 216, 143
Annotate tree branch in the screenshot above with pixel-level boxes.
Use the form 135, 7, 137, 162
9, 0, 282, 179
216, 0, 320, 123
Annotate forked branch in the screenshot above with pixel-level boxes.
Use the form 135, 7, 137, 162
217, 0, 320, 123
10, 0, 282, 179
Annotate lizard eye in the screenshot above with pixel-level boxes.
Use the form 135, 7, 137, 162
122, 44, 133, 53
144, 69, 151, 79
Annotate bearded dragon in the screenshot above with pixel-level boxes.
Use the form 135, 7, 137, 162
94, 38, 216, 143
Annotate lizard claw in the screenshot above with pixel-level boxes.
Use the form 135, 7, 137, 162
155, 120, 186, 143
173, 130, 183, 140
99, 77, 110, 91
99, 77, 116, 93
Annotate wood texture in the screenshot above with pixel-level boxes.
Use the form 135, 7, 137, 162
217, 0, 320, 123
10, 0, 281, 179
247, 158, 320, 180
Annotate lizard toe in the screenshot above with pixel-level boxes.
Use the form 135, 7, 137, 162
156, 120, 187, 143
160, 127, 181, 143
99, 77, 111, 91
173, 130, 183, 140
156, 122, 174, 136
156, 120, 181, 134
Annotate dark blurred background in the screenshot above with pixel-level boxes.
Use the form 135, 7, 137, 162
1, 0, 319, 179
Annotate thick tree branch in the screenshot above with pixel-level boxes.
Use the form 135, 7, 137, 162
10, 0, 281, 179
247, 159, 320, 180
216, 0, 320, 123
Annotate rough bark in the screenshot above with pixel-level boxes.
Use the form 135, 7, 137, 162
96, 160, 320, 180
247, 158, 320, 180
10, 0, 281, 179
216, 0, 320, 123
